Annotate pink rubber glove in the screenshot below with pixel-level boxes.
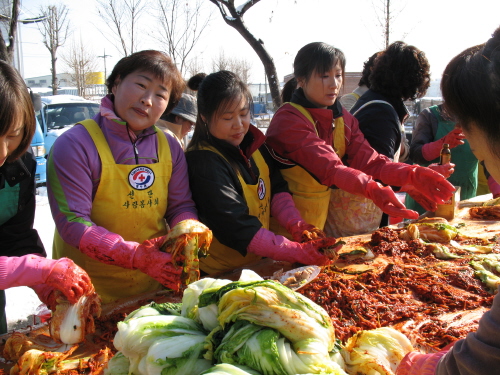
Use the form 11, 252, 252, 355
379, 163, 455, 204
248, 228, 341, 266
396, 343, 454, 375
422, 128, 465, 161
488, 175, 500, 198
271, 192, 325, 242
365, 180, 419, 219
79, 226, 183, 291
428, 162, 455, 179
0, 255, 91, 305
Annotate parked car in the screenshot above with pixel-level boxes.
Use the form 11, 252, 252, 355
36, 95, 100, 156
31, 117, 46, 186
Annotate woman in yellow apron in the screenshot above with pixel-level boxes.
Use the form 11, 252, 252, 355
266, 42, 455, 238
47, 51, 199, 303
185, 71, 339, 276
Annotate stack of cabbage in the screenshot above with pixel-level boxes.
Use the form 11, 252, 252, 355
104, 272, 413, 375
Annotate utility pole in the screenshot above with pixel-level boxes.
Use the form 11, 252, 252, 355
97, 49, 112, 81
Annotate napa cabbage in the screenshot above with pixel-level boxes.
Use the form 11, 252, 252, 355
137, 334, 211, 375
199, 279, 344, 374
113, 315, 206, 374
181, 277, 232, 331
200, 363, 262, 375
341, 327, 414, 375
103, 351, 130, 375
125, 302, 182, 322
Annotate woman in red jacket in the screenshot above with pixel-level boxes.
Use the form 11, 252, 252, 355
266, 42, 455, 237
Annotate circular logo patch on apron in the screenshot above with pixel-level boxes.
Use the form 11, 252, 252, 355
258, 178, 266, 200
129, 166, 155, 190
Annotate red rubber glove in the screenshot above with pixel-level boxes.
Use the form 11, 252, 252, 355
399, 185, 438, 212
442, 127, 466, 148
44, 258, 92, 304
132, 236, 184, 292
422, 128, 465, 161
248, 228, 341, 266
79, 226, 184, 291
428, 162, 455, 179
396, 343, 454, 375
380, 163, 455, 204
31, 283, 59, 311
271, 192, 325, 242
365, 180, 419, 219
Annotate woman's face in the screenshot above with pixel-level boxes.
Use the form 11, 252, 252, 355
299, 62, 343, 108
112, 70, 170, 134
0, 120, 23, 167
175, 116, 195, 139
463, 123, 500, 182
208, 96, 250, 147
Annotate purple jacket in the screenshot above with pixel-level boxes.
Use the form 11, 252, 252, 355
47, 95, 197, 248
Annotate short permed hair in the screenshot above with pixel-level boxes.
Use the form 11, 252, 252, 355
106, 50, 185, 115
369, 41, 430, 101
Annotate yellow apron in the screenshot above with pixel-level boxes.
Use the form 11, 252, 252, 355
270, 103, 345, 236
53, 120, 171, 304
196, 143, 271, 275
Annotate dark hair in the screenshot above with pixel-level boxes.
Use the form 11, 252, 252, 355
358, 51, 381, 87
293, 42, 346, 87
281, 77, 297, 103
187, 73, 206, 91
107, 50, 185, 114
441, 26, 500, 158
188, 70, 253, 149
0, 60, 36, 162
369, 41, 430, 100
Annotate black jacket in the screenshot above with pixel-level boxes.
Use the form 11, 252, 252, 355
186, 125, 289, 255
350, 89, 408, 160
0, 150, 46, 258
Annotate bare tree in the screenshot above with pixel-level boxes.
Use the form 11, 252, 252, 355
62, 37, 98, 99
38, 4, 70, 95
208, 0, 281, 109
96, 0, 145, 57
153, 0, 210, 75
0, 0, 20, 63
211, 50, 252, 84
372, 0, 408, 48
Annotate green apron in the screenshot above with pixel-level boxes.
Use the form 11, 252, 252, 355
405, 106, 478, 213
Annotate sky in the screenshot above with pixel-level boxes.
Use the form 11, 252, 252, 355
15, 0, 500, 86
